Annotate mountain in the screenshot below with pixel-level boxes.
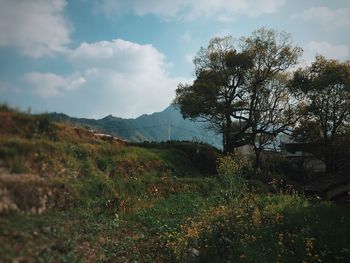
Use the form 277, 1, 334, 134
49, 105, 222, 149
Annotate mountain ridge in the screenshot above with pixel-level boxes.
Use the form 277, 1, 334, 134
49, 105, 222, 149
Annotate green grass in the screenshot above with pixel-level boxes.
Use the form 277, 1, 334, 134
0, 131, 224, 261
0, 112, 349, 262
0, 183, 221, 262
162, 193, 350, 262
1, 167, 349, 262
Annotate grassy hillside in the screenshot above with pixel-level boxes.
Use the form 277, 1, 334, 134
0, 106, 349, 262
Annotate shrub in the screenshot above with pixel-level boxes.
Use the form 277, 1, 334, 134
166, 194, 350, 262
96, 156, 113, 172
0, 103, 14, 112
36, 114, 51, 134
216, 154, 251, 200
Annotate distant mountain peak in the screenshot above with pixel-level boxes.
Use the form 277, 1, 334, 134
49, 105, 222, 149
102, 114, 117, 120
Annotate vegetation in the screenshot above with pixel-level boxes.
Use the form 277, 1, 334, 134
0, 25, 349, 262
0, 108, 349, 262
175, 28, 302, 157
174, 27, 350, 179
49, 106, 222, 148
290, 56, 350, 173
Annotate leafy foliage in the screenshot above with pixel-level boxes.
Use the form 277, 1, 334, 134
175, 28, 302, 155
217, 153, 250, 200
290, 56, 350, 173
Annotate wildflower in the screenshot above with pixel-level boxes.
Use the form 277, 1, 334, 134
305, 238, 314, 257
251, 208, 261, 225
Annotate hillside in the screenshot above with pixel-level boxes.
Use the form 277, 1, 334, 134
49, 105, 222, 149
0, 107, 349, 262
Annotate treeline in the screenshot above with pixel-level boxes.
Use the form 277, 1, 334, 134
175, 28, 350, 173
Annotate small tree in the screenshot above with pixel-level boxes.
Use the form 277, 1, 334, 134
290, 56, 350, 173
217, 153, 249, 200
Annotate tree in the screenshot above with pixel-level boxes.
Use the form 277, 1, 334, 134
175, 28, 302, 156
249, 74, 299, 168
175, 36, 253, 154
290, 56, 350, 173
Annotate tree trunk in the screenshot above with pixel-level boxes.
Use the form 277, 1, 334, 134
225, 135, 235, 154
222, 131, 227, 154
254, 148, 261, 170
325, 151, 336, 174
223, 133, 235, 154
324, 139, 336, 175
223, 112, 234, 154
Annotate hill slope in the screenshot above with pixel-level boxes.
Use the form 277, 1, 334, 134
1, 106, 349, 262
50, 105, 222, 149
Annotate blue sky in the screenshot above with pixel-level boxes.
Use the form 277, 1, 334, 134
0, 0, 349, 118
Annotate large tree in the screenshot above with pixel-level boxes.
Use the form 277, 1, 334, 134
175, 28, 302, 154
290, 56, 350, 173
175, 36, 253, 153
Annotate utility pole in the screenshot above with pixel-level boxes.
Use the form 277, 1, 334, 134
168, 123, 171, 141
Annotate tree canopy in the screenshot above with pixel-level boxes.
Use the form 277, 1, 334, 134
290, 56, 350, 172
175, 28, 302, 157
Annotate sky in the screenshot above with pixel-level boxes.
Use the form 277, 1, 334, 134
0, 0, 349, 119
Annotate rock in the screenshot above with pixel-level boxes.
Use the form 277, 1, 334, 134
222, 236, 233, 244
187, 247, 200, 257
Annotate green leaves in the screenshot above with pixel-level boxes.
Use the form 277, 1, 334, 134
175, 28, 302, 154
289, 56, 350, 172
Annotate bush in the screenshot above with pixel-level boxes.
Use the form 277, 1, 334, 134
0, 103, 14, 112
131, 141, 220, 175
216, 154, 251, 200
36, 114, 51, 134
96, 156, 113, 172
166, 194, 350, 262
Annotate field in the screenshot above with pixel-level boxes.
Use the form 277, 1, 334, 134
0, 107, 349, 262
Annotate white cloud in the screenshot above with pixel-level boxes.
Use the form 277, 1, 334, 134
217, 14, 235, 23
97, 0, 286, 20
291, 6, 350, 29
24, 72, 86, 97
24, 39, 189, 118
96, 0, 183, 18
70, 39, 188, 117
213, 29, 232, 38
306, 41, 349, 60
185, 53, 194, 64
68, 39, 169, 74
0, 0, 71, 57
299, 41, 350, 67
180, 31, 192, 43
